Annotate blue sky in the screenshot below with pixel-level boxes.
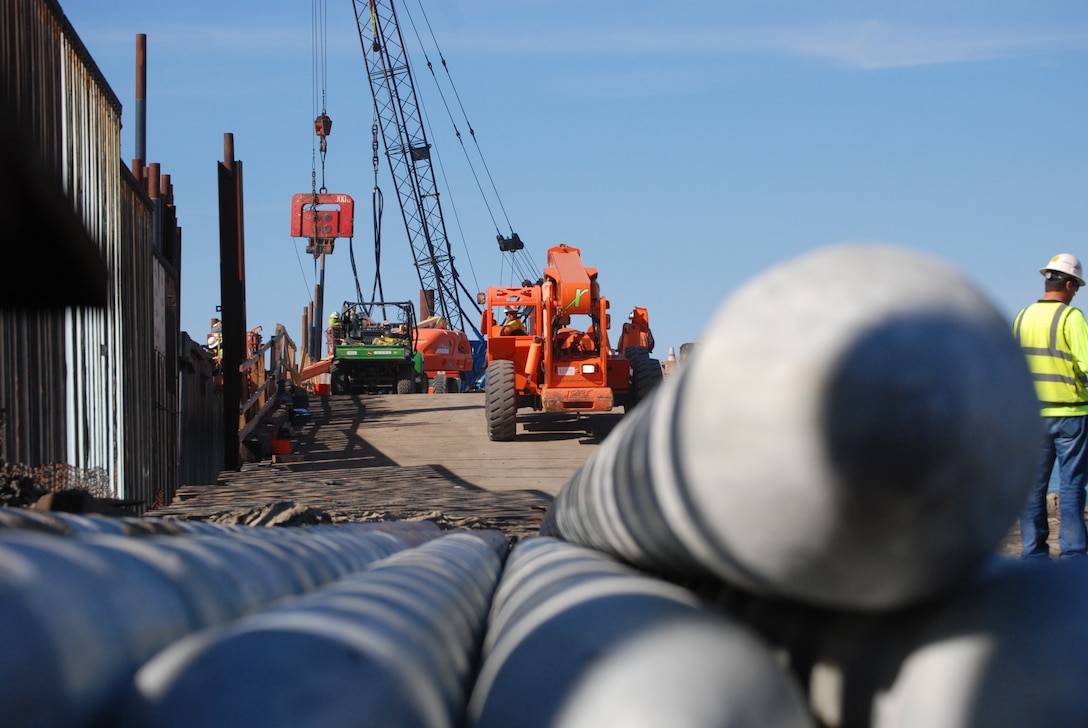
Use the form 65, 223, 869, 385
61, 1, 1088, 355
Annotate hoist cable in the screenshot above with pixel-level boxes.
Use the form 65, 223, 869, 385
292, 239, 313, 299
369, 120, 385, 304
410, 0, 517, 236
400, 4, 502, 238
371, 186, 385, 303
348, 237, 364, 304
416, 98, 481, 299
403, 0, 535, 292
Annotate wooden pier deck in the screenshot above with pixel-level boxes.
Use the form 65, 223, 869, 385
153, 392, 622, 540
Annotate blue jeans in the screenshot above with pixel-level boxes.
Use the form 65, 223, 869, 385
1021, 415, 1088, 559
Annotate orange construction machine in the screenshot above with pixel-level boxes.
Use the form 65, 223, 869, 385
481, 244, 662, 440
415, 319, 474, 393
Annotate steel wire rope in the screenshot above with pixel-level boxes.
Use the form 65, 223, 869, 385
370, 120, 386, 304
415, 90, 482, 306
313, 0, 330, 192
400, 3, 536, 303
399, 3, 500, 238
292, 0, 328, 304
409, 0, 517, 236
291, 240, 313, 300
392, 6, 483, 329
404, 0, 536, 288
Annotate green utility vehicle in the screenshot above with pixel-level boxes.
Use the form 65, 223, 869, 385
328, 301, 425, 395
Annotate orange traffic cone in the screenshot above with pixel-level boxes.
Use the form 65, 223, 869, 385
664, 347, 677, 377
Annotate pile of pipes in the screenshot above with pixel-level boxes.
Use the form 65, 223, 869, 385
2, 243, 1084, 727
537, 243, 1088, 726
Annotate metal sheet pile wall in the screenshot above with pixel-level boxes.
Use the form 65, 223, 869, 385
1, 0, 186, 505
0, 0, 121, 488
177, 333, 222, 491
119, 164, 181, 506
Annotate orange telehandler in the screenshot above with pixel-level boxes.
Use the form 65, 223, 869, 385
481, 244, 662, 440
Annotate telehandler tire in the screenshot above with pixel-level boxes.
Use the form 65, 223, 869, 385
485, 360, 517, 441
330, 363, 347, 395
625, 345, 663, 410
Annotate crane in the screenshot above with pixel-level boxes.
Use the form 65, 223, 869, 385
351, 0, 474, 337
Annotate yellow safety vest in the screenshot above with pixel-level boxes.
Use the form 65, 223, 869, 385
1013, 301, 1088, 415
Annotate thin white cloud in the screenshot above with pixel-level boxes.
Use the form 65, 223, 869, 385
76, 15, 1088, 71
773, 20, 1088, 69
447, 19, 1088, 70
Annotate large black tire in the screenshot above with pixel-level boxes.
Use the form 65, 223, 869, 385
430, 374, 448, 394
396, 369, 415, 395
330, 363, 347, 395
625, 345, 663, 410
447, 376, 461, 394
485, 360, 517, 441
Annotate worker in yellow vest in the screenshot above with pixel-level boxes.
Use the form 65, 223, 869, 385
329, 311, 342, 342
500, 308, 527, 336
1013, 253, 1088, 559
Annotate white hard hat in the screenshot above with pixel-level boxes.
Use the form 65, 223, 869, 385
1041, 253, 1085, 286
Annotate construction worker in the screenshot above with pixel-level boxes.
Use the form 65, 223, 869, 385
500, 307, 526, 336
328, 311, 341, 340
206, 318, 222, 352
1014, 253, 1088, 559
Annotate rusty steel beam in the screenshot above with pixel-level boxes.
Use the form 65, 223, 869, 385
218, 134, 247, 471
135, 33, 146, 163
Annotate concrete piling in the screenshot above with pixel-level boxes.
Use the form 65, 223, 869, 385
122, 531, 506, 728
543, 243, 1039, 609
0, 527, 417, 727
721, 558, 1088, 727
467, 537, 814, 728
0, 242, 1074, 724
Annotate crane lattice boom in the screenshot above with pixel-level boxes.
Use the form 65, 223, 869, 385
352, 0, 466, 334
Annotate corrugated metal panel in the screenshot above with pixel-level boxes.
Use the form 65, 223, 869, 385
57, 6, 123, 496
0, 0, 120, 489
178, 334, 224, 491
1, 0, 195, 506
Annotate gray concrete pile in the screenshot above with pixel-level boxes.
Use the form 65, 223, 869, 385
1, 242, 1082, 727
467, 537, 815, 727
122, 530, 507, 727
0, 516, 441, 726
541, 243, 1088, 725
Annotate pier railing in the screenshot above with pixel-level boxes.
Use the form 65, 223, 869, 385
237, 325, 300, 441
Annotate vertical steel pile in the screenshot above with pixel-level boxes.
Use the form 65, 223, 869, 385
0, 0, 119, 479
467, 537, 814, 728
0, 523, 437, 727
2, 1, 187, 506
121, 531, 507, 728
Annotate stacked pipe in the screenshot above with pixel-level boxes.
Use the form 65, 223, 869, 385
467, 537, 814, 727
119, 530, 507, 727
730, 558, 1088, 727
544, 243, 1038, 608
0, 505, 442, 544
0, 519, 436, 727
537, 243, 1088, 723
